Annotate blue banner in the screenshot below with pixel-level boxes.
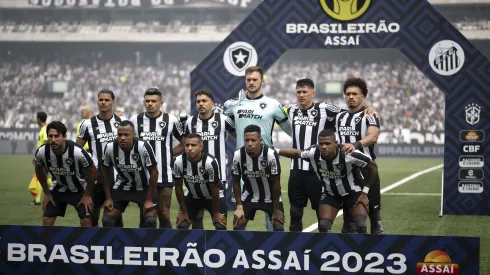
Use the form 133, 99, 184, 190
0, 225, 480, 274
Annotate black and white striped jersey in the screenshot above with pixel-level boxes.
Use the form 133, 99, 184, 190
102, 139, 158, 191
184, 112, 235, 181
131, 113, 184, 183
286, 103, 343, 171
78, 114, 123, 167
34, 141, 94, 193
335, 107, 380, 160
300, 145, 371, 196
231, 145, 281, 203
173, 152, 223, 200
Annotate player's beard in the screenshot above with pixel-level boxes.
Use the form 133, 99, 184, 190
247, 84, 261, 95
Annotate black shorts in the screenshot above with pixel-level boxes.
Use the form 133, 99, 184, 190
43, 191, 92, 219
158, 181, 174, 189
112, 188, 157, 212
288, 169, 323, 210
321, 191, 361, 210
243, 201, 285, 221
92, 183, 105, 209
184, 195, 227, 220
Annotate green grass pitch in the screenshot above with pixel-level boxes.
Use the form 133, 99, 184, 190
0, 155, 487, 274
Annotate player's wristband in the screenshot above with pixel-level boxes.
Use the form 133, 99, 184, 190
362, 186, 370, 194
354, 141, 362, 150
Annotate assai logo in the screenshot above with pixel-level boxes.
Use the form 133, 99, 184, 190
458, 181, 484, 194
458, 155, 484, 168
460, 144, 483, 154
429, 40, 465, 76
416, 250, 459, 274
460, 130, 485, 142
464, 103, 481, 126
319, 0, 371, 21
458, 169, 484, 181
223, 41, 258, 76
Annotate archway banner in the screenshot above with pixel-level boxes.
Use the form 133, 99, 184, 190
190, 0, 490, 215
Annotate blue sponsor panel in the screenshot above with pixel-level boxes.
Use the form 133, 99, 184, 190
0, 226, 480, 274
190, 0, 490, 215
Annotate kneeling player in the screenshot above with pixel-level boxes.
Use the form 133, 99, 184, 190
173, 133, 227, 230
34, 121, 97, 227
100, 120, 158, 228
278, 129, 378, 233
232, 125, 285, 231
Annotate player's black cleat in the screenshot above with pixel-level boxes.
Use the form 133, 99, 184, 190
31, 200, 41, 206
371, 221, 384, 235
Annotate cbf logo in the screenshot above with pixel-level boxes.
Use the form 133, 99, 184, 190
320, 0, 371, 21
465, 103, 481, 126
223, 41, 258, 76
429, 40, 465, 76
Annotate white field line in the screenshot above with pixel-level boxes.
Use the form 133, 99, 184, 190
302, 164, 444, 232
383, 192, 440, 196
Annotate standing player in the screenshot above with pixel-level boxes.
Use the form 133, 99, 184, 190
101, 120, 158, 228
183, 89, 236, 229
34, 121, 97, 227
76, 89, 124, 227
77, 105, 93, 152
232, 125, 284, 231
173, 133, 227, 230
336, 77, 383, 234
130, 88, 185, 229
277, 129, 378, 233
284, 78, 344, 232
224, 66, 291, 231
29, 111, 50, 205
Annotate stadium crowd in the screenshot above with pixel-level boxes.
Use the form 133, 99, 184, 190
0, 53, 445, 135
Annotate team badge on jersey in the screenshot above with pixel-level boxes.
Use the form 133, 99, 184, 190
311, 109, 318, 117
199, 166, 205, 175
211, 121, 219, 129
354, 117, 362, 124
159, 121, 167, 128
260, 103, 267, 109
114, 121, 120, 128
131, 153, 139, 162
260, 159, 267, 168
336, 164, 344, 170
65, 158, 73, 166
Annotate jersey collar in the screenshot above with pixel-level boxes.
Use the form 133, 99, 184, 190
246, 94, 264, 100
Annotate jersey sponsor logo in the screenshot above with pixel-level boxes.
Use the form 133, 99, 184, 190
65, 158, 73, 166
244, 170, 269, 179
338, 126, 359, 136
429, 40, 465, 76
465, 103, 481, 126
416, 250, 459, 274
184, 174, 205, 184
140, 132, 165, 141
270, 159, 278, 174
117, 163, 142, 173
207, 168, 215, 182
49, 167, 75, 176
223, 41, 258, 76
80, 157, 90, 167
159, 121, 167, 128
320, 0, 371, 21
237, 109, 262, 119
199, 131, 218, 141
318, 168, 344, 179
96, 132, 117, 143
293, 115, 318, 126
458, 181, 483, 194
